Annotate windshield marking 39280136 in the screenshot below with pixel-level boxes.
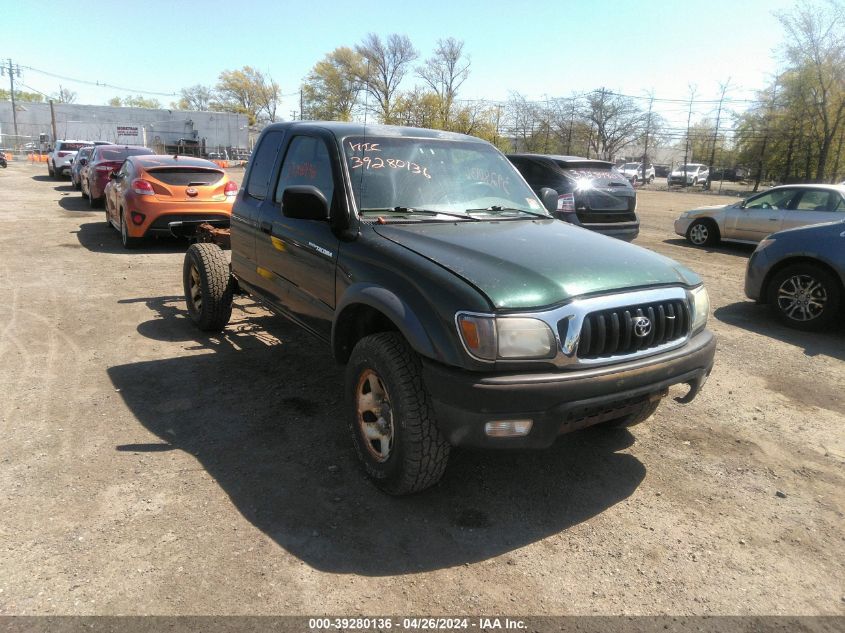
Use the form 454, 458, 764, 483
345, 136, 547, 222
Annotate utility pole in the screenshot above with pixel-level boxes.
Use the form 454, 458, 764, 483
707, 80, 730, 189
49, 100, 57, 143
2, 59, 22, 144
683, 85, 697, 186
641, 93, 654, 183
300, 89, 304, 121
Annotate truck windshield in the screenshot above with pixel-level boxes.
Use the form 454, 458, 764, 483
343, 136, 547, 218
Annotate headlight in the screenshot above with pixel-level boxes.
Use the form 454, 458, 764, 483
457, 315, 556, 360
688, 285, 710, 334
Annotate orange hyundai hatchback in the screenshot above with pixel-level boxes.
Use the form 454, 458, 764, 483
104, 155, 237, 248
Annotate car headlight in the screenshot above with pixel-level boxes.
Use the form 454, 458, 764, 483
457, 314, 556, 360
688, 285, 710, 334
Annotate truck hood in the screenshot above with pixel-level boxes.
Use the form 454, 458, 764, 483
373, 219, 700, 310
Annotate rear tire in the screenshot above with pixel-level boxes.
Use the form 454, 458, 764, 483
48, 161, 55, 178
767, 263, 842, 331
120, 210, 143, 249
183, 243, 234, 332
346, 332, 450, 495
601, 398, 661, 429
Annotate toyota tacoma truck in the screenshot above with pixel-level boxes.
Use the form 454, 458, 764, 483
183, 122, 716, 495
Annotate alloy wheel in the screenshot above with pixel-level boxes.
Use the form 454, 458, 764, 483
776, 274, 828, 322
689, 223, 709, 245
355, 369, 394, 462
188, 263, 203, 313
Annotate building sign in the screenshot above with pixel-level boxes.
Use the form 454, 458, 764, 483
116, 126, 139, 137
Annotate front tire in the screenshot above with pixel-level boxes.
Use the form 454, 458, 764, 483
686, 219, 719, 246
183, 243, 233, 331
346, 332, 450, 495
768, 263, 841, 331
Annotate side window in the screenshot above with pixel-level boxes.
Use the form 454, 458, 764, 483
274, 136, 335, 205
246, 131, 285, 200
746, 189, 796, 209
794, 190, 835, 212
833, 195, 845, 212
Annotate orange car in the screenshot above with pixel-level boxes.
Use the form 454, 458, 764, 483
104, 155, 237, 248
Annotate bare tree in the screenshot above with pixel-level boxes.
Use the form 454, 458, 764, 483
176, 85, 214, 111
354, 33, 418, 122
417, 37, 470, 126
586, 88, 647, 160
54, 86, 77, 104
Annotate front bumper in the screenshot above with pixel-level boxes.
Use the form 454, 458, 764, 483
422, 329, 716, 449
744, 248, 770, 302
674, 217, 693, 237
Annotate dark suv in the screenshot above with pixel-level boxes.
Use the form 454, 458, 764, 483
183, 122, 715, 495
507, 154, 639, 241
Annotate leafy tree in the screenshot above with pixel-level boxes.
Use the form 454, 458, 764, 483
354, 33, 418, 122
0, 89, 44, 102
108, 95, 162, 108
417, 37, 470, 126
301, 47, 365, 121
216, 66, 280, 125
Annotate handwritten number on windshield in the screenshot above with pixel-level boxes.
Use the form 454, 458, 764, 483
349, 156, 431, 179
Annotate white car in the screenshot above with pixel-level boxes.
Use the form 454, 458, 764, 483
618, 162, 655, 184
668, 163, 709, 187
674, 184, 845, 246
48, 140, 93, 178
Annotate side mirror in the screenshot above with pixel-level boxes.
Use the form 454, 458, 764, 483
281, 185, 329, 220
539, 187, 559, 213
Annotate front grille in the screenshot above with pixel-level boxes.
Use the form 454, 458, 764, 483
573, 299, 689, 359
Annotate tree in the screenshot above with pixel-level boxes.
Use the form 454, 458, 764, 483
53, 87, 76, 103
301, 47, 365, 121
216, 66, 281, 125
585, 88, 647, 160
175, 84, 214, 111
777, 0, 845, 181
354, 33, 418, 123
417, 37, 470, 126
0, 89, 44, 103
108, 95, 162, 109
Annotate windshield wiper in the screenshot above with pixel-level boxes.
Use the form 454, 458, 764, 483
465, 206, 549, 218
360, 207, 481, 221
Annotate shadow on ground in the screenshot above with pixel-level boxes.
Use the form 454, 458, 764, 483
74, 221, 188, 254
662, 238, 756, 258
108, 296, 646, 575
715, 301, 845, 363
58, 192, 99, 213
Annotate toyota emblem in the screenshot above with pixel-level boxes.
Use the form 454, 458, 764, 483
633, 316, 652, 338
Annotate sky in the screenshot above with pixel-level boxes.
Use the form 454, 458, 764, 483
1, 0, 798, 128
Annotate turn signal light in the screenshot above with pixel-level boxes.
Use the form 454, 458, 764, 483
484, 420, 533, 437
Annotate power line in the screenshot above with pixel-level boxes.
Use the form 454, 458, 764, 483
20, 64, 178, 97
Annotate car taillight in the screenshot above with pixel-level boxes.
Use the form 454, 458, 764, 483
131, 179, 154, 195
131, 212, 146, 225
224, 181, 238, 197
557, 193, 576, 213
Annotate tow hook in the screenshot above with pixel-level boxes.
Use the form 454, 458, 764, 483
674, 371, 710, 404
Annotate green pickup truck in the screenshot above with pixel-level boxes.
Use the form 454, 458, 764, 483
183, 122, 716, 495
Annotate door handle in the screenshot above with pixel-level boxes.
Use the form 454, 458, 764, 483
259, 220, 272, 234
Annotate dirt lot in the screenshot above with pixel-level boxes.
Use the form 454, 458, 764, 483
0, 161, 843, 616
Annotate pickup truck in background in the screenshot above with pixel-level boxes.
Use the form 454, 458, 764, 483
183, 121, 716, 494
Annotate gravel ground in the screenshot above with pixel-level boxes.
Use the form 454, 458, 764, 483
0, 162, 843, 615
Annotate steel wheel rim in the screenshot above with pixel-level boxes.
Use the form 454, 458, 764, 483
689, 223, 708, 245
355, 369, 394, 463
777, 274, 827, 322
189, 264, 203, 312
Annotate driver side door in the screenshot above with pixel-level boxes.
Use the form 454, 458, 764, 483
727, 188, 797, 241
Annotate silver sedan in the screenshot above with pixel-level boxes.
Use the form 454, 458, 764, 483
674, 184, 845, 246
